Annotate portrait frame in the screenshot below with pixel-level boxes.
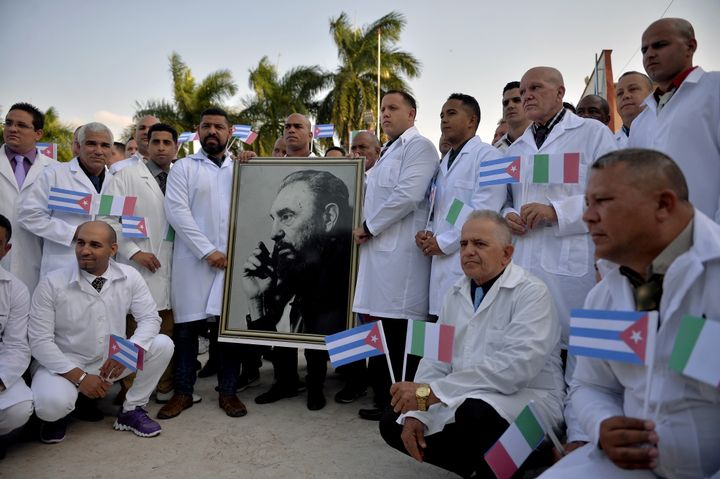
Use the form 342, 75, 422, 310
218, 157, 364, 349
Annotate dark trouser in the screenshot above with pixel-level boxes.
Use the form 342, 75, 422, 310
205, 319, 262, 374
173, 318, 244, 395
367, 317, 420, 408
121, 309, 175, 393
379, 398, 510, 479
272, 347, 328, 390
336, 360, 368, 390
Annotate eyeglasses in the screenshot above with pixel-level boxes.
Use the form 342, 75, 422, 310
4, 120, 36, 131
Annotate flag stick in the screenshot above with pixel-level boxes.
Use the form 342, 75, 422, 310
528, 400, 565, 456
376, 27, 381, 138
401, 320, 412, 381
641, 312, 659, 418
377, 321, 396, 384
652, 375, 664, 420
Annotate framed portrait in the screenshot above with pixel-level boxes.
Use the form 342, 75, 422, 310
218, 158, 364, 349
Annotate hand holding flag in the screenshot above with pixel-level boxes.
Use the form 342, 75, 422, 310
108, 334, 144, 373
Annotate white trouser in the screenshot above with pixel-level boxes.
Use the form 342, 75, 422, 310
32, 334, 173, 421
0, 380, 33, 435
538, 444, 657, 479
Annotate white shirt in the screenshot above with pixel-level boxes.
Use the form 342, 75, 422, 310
0, 265, 32, 409
614, 127, 629, 148
28, 260, 161, 374
569, 210, 720, 478
401, 262, 565, 436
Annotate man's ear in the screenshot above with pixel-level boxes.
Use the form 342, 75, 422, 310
323, 203, 339, 232
655, 189, 678, 222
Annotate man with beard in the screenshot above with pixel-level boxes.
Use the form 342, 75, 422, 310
160, 108, 248, 419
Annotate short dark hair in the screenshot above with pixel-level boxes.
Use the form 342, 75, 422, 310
578, 94, 610, 117
148, 123, 179, 143
9, 102, 44, 130
563, 102, 576, 113
384, 90, 417, 111
279, 170, 351, 231
502, 81, 520, 95
591, 148, 689, 201
0, 214, 12, 241
113, 141, 126, 151
199, 107, 230, 123
325, 146, 346, 156
447, 93, 481, 126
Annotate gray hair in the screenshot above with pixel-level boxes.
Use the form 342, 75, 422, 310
465, 210, 512, 245
78, 122, 113, 145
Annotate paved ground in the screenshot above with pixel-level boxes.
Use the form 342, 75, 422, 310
0, 353, 456, 479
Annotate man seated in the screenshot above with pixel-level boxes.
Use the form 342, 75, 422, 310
0, 215, 33, 459
380, 211, 565, 478
28, 221, 173, 443
541, 149, 720, 478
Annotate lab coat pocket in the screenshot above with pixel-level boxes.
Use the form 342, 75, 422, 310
374, 222, 399, 252
484, 329, 506, 352
377, 161, 400, 188
454, 180, 474, 191
540, 233, 588, 277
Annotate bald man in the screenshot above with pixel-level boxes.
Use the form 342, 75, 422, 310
284, 113, 314, 158
350, 131, 381, 170
576, 94, 611, 126
271, 137, 287, 157
614, 72, 654, 147
628, 18, 720, 223
109, 116, 159, 175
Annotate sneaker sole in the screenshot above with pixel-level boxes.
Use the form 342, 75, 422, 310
237, 377, 260, 392
40, 436, 65, 444
113, 421, 161, 438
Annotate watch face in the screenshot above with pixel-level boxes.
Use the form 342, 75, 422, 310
417, 385, 430, 397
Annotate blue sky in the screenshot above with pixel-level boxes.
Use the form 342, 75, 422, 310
1, 0, 719, 146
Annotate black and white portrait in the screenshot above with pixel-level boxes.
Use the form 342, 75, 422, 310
220, 159, 363, 349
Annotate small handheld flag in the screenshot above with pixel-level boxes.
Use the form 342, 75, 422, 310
109, 334, 144, 372
484, 403, 546, 479
313, 124, 334, 139
445, 198, 474, 230
121, 216, 148, 238
669, 315, 720, 388
325, 322, 385, 368
231, 125, 258, 144
478, 156, 522, 186
92, 194, 137, 216
405, 321, 454, 362
48, 187, 93, 215
177, 132, 194, 143
531, 153, 580, 184
37, 142, 58, 161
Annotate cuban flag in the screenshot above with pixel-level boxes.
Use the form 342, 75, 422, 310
109, 334, 144, 372
121, 216, 148, 238
569, 309, 658, 364
231, 124, 258, 145
325, 322, 385, 368
48, 187, 93, 215
478, 156, 522, 186
313, 124, 334, 139
37, 142, 58, 161
177, 132, 195, 144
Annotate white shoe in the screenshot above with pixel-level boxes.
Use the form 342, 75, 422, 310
198, 337, 210, 355
156, 390, 202, 404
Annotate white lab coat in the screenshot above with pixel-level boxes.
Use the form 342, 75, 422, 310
17, 158, 109, 277
505, 112, 617, 342
614, 128, 629, 148
28, 260, 161, 375
427, 137, 506, 314
566, 210, 720, 479
102, 161, 172, 310
352, 126, 439, 321
164, 150, 232, 323
0, 265, 32, 409
0, 146, 58, 292
629, 68, 720, 222
401, 262, 565, 436
108, 153, 141, 176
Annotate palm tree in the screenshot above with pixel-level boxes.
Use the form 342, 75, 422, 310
241, 56, 330, 156
319, 12, 421, 146
40, 107, 76, 162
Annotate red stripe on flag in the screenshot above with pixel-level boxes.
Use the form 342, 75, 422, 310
438, 325, 454, 363
563, 153, 580, 183
122, 196, 137, 216
485, 442, 518, 479
137, 347, 144, 371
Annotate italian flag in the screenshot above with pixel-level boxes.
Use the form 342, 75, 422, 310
164, 225, 175, 242
445, 198, 474, 229
405, 321, 454, 363
669, 315, 720, 387
532, 153, 580, 184
485, 404, 546, 479
93, 194, 137, 216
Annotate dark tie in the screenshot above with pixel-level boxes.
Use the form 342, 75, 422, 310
157, 171, 168, 195
620, 267, 664, 312
534, 125, 549, 149
91, 276, 106, 293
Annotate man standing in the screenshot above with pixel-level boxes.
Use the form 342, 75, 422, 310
352, 90, 439, 420
614, 71, 654, 147
29, 221, 173, 442
494, 82, 531, 153
350, 131, 381, 171
108, 116, 159, 175
0, 103, 58, 292
19, 122, 114, 276
416, 93, 506, 319
576, 94, 611, 126
271, 137, 287, 157
629, 18, 720, 222
541, 149, 720, 478
0, 215, 33, 459
162, 108, 247, 419
381, 211, 564, 478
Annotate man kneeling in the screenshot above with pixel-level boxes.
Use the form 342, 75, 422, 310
29, 221, 173, 443
380, 211, 565, 478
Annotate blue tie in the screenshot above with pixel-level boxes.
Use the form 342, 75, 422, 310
473, 287, 484, 310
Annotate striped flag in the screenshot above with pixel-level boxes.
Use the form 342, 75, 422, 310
445, 198, 474, 229
177, 132, 194, 143
325, 322, 385, 368
37, 142, 58, 161
48, 187, 93, 215
569, 309, 658, 364
313, 124, 334, 138
108, 334, 144, 372
121, 216, 148, 238
531, 153, 580, 184
669, 315, 720, 388
405, 321, 454, 363
485, 403, 546, 479
164, 225, 175, 242
92, 194, 137, 216
478, 156, 522, 186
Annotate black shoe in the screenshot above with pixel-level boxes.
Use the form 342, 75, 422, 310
255, 383, 299, 404
197, 360, 217, 378
39, 418, 67, 444
358, 407, 384, 421
72, 394, 104, 422
334, 385, 367, 404
307, 389, 326, 411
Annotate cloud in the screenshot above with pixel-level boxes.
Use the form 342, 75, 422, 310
93, 110, 134, 137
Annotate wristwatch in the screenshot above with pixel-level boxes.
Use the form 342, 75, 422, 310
416, 384, 431, 411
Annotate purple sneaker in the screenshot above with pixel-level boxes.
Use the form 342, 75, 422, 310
113, 407, 162, 437
40, 418, 67, 444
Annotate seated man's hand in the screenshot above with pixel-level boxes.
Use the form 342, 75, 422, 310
130, 251, 161, 273
519, 203, 557, 230
353, 226, 371, 244
599, 416, 658, 470
99, 358, 127, 382
234, 151, 257, 163
390, 381, 421, 413
401, 417, 427, 462
206, 251, 228, 269
78, 374, 111, 399
505, 212, 527, 236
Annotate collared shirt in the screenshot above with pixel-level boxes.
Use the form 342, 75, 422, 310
532, 108, 566, 148
145, 159, 169, 193
469, 269, 504, 306
77, 159, 106, 193
621, 125, 630, 137
653, 66, 698, 113
79, 269, 110, 294
447, 137, 472, 169
4, 144, 38, 176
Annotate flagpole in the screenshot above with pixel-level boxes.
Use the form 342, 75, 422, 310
401, 320, 411, 381
376, 27, 381, 138
377, 320, 396, 384
641, 312, 659, 418
528, 400, 565, 456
